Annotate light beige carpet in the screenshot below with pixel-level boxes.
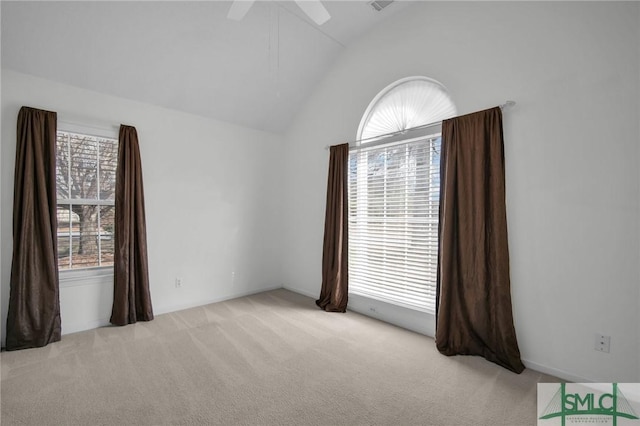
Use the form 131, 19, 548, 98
1, 289, 558, 425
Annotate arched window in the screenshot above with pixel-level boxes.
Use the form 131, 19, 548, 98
357, 76, 457, 143
348, 77, 456, 313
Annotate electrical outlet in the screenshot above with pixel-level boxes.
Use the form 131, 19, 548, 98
175, 277, 183, 288
594, 334, 610, 353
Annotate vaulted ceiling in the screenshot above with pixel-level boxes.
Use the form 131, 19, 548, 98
1, 1, 412, 133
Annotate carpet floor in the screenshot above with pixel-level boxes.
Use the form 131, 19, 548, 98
1, 289, 558, 425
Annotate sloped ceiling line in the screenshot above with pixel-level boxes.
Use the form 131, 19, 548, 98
1, 1, 408, 133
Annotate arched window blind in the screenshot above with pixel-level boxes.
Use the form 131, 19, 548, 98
358, 77, 457, 142
349, 77, 456, 313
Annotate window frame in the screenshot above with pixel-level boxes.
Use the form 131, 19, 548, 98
56, 122, 118, 284
349, 76, 456, 314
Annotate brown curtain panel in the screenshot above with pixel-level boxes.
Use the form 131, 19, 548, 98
316, 143, 349, 312
436, 107, 525, 373
110, 125, 154, 326
6, 106, 61, 350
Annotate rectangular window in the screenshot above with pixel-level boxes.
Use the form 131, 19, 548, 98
348, 135, 441, 313
56, 131, 118, 271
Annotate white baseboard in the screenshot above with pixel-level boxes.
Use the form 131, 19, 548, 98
153, 284, 285, 316
522, 358, 592, 383
62, 317, 111, 335
282, 284, 317, 299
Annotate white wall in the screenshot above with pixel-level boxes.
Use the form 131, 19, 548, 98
282, 2, 640, 382
1, 70, 284, 341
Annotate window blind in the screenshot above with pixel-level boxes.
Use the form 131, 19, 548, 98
348, 136, 441, 313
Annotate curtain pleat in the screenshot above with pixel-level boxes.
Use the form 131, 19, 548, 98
316, 143, 349, 312
110, 125, 154, 326
6, 106, 61, 350
436, 107, 525, 373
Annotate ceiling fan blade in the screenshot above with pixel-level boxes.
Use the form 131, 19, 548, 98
294, 0, 330, 26
227, 0, 256, 21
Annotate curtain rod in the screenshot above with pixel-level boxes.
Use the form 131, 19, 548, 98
324, 100, 516, 151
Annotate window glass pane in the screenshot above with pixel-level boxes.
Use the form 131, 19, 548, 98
56, 132, 70, 200
70, 134, 98, 199
72, 204, 100, 269
98, 138, 117, 201
56, 206, 72, 270
100, 205, 115, 267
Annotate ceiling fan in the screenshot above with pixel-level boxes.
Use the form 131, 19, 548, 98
227, 0, 331, 26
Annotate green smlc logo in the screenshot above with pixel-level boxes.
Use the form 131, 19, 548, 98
540, 383, 639, 426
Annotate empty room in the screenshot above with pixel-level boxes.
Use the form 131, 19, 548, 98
1, 1, 639, 425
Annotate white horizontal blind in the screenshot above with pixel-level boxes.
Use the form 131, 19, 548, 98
56, 131, 118, 270
348, 136, 441, 313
